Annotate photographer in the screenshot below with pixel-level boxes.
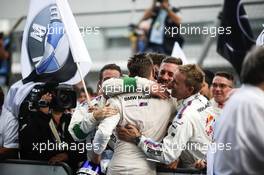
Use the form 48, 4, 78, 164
0, 81, 38, 161
141, 0, 184, 55
20, 84, 85, 172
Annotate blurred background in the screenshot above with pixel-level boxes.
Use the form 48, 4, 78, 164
0, 0, 263, 90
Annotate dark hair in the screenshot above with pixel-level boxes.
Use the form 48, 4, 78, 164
147, 53, 167, 66
76, 87, 85, 97
127, 53, 153, 78
178, 64, 204, 94
76, 87, 94, 98
203, 69, 214, 87
80, 87, 85, 93
215, 72, 234, 82
162, 57, 183, 65
99, 64, 122, 82
241, 46, 264, 85
86, 86, 94, 96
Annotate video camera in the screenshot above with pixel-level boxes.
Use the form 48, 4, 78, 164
27, 83, 76, 111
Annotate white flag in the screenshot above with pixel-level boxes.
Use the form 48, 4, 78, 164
21, 0, 92, 85
171, 42, 188, 64
256, 28, 264, 47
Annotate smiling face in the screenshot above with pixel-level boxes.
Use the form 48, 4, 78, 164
97, 68, 121, 95
158, 62, 178, 88
101, 69, 121, 83
212, 76, 233, 104
171, 70, 192, 100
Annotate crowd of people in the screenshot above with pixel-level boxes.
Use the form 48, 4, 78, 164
0, 0, 264, 174
0, 45, 263, 174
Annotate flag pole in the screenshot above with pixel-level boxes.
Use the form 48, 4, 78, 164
76, 62, 91, 105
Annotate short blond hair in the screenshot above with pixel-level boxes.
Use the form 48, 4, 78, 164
178, 64, 204, 94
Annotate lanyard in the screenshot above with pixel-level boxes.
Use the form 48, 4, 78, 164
49, 119, 65, 144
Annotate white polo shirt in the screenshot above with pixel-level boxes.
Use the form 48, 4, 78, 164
209, 85, 264, 174
0, 80, 39, 148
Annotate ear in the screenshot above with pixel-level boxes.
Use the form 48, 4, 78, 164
188, 86, 195, 95
153, 66, 157, 75
149, 67, 155, 80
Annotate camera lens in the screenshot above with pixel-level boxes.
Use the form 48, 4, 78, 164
59, 92, 69, 102
51, 85, 76, 109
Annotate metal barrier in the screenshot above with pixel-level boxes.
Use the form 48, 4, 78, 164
0, 159, 206, 175
0, 159, 72, 175
157, 167, 206, 175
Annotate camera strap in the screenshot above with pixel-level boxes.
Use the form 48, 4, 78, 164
49, 119, 62, 144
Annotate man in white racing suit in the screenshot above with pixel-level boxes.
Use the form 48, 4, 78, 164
118, 64, 216, 168
68, 64, 122, 165
69, 64, 122, 141
92, 53, 178, 175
